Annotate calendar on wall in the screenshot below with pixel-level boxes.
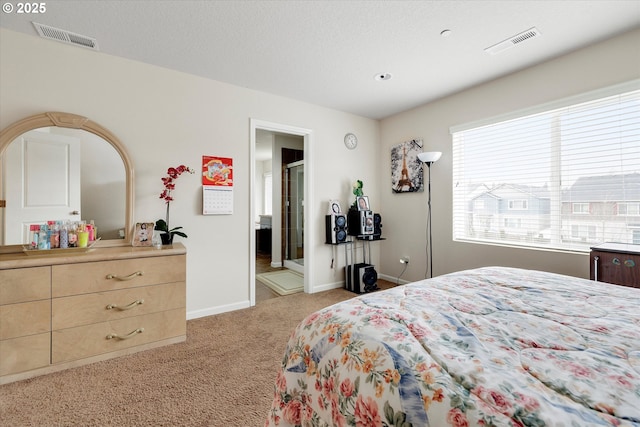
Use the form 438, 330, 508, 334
202, 155, 233, 215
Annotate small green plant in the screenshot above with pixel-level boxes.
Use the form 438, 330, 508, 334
351, 179, 363, 208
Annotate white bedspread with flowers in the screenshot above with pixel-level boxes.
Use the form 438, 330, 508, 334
266, 267, 640, 427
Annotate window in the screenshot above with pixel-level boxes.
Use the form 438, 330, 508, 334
571, 225, 596, 240
618, 202, 640, 216
263, 172, 272, 215
452, 81, 640, 252
572, 203, 590, 214
508, 200, 528, 210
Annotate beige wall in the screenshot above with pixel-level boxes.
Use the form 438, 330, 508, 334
379, 28, 640, 282
0, 29, 380, 318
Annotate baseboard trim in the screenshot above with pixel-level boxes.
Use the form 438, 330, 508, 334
378, 273, 410, 285
311, 281, 343, 293
187, 273, 409, 321
187, 300, 251, 320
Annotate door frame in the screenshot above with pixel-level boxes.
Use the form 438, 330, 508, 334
249, 119, 314, 306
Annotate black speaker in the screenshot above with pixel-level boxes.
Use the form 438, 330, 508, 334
346, 263, 378, 293
325, 214, 347, 244
347, 209, 374, 236
373, 213, 382, 238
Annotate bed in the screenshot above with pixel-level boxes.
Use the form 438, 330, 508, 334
265, 266, 640, 427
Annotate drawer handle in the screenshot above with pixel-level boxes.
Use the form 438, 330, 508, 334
106, 271, 143, 281
106, 299, 144, 311
106, 328, 144, 340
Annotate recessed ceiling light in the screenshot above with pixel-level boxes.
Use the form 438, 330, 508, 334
440, 29, 452, 37
374, 73, 392, 81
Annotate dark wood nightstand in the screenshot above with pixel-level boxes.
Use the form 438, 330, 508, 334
590, 243, 640, 288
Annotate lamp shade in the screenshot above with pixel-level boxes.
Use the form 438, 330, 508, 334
417, 151, 442, 163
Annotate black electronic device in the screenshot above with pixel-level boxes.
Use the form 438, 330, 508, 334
345, 263, 378, 293
347, 209, 374, 236
373, 213, 382, 239
325, 214, 347, 244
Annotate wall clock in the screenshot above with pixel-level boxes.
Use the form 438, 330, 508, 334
344, 133, 358, 150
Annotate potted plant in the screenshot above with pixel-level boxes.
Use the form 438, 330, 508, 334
351, 179, 363, 209
156, 164, 194, 244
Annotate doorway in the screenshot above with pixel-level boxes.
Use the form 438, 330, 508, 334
250, 119, 313, 306
284, 159, 304, 273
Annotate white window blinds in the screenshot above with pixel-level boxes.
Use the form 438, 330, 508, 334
452, 81, 640, 251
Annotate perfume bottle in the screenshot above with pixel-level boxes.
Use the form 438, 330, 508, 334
59, 222, 69, 249
38, 224, 49, 250
30, 224, 39, 249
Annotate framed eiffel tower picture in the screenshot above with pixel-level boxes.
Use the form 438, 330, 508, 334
391, 138, 424, 193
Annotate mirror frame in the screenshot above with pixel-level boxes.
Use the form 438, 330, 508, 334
0, 112, 134, 251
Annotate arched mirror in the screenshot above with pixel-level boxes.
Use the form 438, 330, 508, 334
0, 112, 134, 251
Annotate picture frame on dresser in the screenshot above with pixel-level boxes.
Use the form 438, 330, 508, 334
132, 222, 154, 247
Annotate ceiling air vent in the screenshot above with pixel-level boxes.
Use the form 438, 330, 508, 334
32, 22, 99, 51
484, 27, 541, 55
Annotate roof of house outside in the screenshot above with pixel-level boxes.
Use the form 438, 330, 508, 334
468, 173, 640, 203
563, 173, 640, 202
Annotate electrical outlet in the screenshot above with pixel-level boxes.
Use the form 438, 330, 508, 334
400, 256, 410, 264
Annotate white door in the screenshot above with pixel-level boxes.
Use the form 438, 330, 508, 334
3, 130, 81, 244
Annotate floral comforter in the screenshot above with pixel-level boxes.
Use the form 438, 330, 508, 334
265, 267, 640, 427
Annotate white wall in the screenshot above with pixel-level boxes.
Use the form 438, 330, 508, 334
379, 28, 640, 282
0, 29, 380, 318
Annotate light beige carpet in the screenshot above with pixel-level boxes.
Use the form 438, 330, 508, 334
0, 281, 396, 426
0, 288, 358, 427
256, 270, 304, 295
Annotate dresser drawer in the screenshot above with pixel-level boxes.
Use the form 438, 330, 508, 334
0, 300, 51, 340
0, 333, 51, 376
0, 266, 51, 305
52, 308, 186, 363
591, 249, 639, 288
52, 281, 185, 329
52, 255, 186, 297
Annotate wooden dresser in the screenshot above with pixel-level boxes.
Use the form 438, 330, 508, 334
0, 243, 186, 384
590, 242, 640, 288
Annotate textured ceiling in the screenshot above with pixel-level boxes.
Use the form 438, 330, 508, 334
1, 1, 639, 120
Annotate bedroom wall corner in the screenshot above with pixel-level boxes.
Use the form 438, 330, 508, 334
378, 28, 640, 282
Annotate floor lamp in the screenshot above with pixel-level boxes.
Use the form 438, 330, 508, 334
417, 151, 442, 278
